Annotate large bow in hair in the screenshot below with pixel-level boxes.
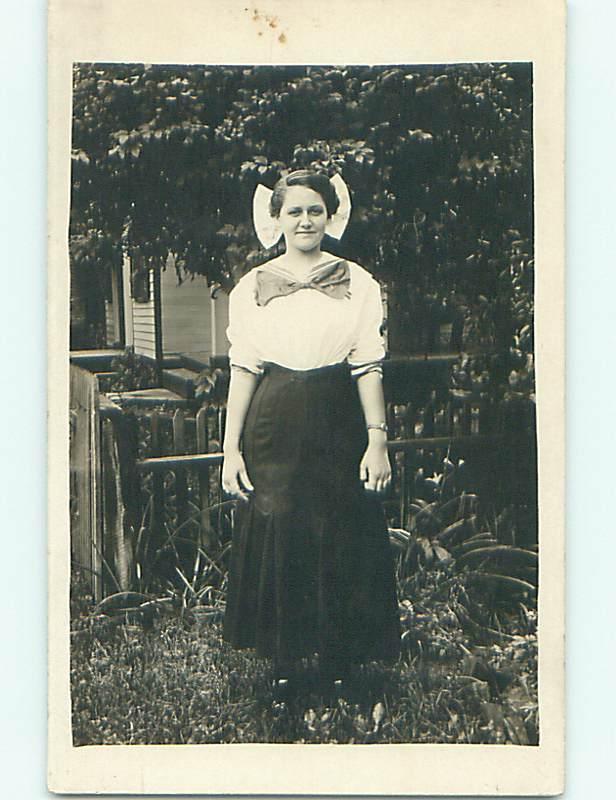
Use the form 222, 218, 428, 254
255, 259, 351, 307
252, 173, 352, 249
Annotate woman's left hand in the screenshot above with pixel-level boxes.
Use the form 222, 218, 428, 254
359, 442, 392, 493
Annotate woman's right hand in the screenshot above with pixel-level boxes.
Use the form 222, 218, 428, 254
222, 450, 254, 502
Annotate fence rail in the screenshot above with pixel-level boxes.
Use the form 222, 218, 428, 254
136, 434, 499, 472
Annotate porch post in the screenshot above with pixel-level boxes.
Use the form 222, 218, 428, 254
121, 249, 134, 348
153, 266, 163, 382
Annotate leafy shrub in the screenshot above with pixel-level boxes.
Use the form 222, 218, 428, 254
109, 349, 158, 393
70, 63, 533, 358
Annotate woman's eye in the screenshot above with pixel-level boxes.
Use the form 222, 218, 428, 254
309, 208, 324, 215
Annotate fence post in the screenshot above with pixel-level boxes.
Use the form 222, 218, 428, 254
386, 403, 401, 526
69, 365, 104, 602
479, 398, 491, 435
91, 377, 104, 602
399, 404, 413, 529
446, 399, 454, 436
404, 403, 414, 439
172, 409, 189, 534
196, 407, 215, 549
149, 411, 166, 558
100, 415, 133, 593
216, 406, 225, 533
423, 391, 435, 438
461, 398, 473, 436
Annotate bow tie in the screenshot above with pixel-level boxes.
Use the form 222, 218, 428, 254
255, 258, 351, 307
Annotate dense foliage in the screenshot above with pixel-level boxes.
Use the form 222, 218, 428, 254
71, 62, 533, 354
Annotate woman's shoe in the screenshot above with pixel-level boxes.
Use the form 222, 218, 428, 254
271, 658, 296, 703
319, 665, 351, 704
333, 678, 348, 701
272, 677, 291, 704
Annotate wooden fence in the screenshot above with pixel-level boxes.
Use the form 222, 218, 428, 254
70, 360, 536, 601
71, 364, 143, 600
133, 397, 502, 533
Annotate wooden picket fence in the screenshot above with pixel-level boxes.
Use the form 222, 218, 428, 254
70, 360, 535, 601
132, 391, 503, 573
141, 407, 225, 553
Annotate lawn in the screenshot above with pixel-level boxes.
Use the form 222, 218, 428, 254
70, 568, 538, 746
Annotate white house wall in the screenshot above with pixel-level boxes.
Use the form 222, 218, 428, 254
161, 264, 212, 357
132, 270, 156, 359
104, 299, 116, 346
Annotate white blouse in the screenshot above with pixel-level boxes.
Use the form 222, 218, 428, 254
226, 259, 385, 378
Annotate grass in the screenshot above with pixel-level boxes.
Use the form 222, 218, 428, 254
70, 455, 539, 745
70, 568, 538, 746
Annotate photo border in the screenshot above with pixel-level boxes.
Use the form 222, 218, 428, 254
48, 0, 565, 793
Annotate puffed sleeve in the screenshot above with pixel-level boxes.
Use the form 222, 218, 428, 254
347, 277, 386, 378
226, 273, 264, 376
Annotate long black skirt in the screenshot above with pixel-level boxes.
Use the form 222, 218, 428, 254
222, 362, 400, 666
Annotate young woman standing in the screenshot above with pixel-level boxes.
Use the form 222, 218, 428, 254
222, 170, 400, 699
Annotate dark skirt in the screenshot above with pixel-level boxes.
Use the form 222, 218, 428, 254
222, 362, 400, 666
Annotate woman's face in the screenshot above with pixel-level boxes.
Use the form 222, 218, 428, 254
278, 185, 328, 253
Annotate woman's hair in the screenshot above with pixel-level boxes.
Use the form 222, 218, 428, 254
269, 170, 340, 219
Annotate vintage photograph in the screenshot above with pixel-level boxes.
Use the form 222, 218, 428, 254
67, 61, 538, 747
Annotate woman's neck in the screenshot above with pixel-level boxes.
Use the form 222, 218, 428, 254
280, 247, 329, 277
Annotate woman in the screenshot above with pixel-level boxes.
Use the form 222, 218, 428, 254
222, 169, 400, 699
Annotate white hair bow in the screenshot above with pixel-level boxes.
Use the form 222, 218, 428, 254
252, 172, 352, 249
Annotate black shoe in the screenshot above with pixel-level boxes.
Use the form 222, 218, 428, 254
272, 677, 291, 704
272, 658, 296, 703
319, 667, 351, 704
333, 678, 348, 701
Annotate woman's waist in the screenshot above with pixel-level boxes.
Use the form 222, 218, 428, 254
246, 361, 365, 451
262, 360, 352, 382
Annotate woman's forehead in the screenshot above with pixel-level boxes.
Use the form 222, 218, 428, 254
281, 185, 325, 207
